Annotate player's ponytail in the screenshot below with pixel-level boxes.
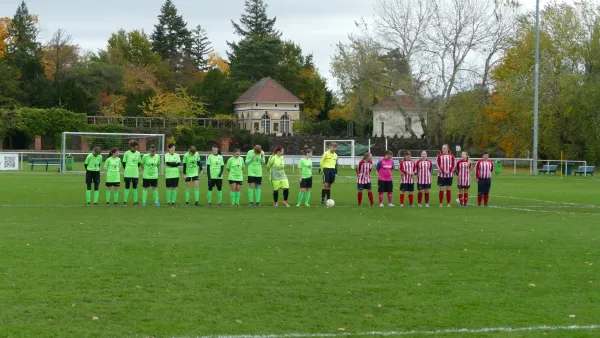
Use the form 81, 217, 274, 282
109, 147, 118, 157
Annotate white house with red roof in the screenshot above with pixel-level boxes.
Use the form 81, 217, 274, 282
234, 77, 303, 135
372, 90, 424, 138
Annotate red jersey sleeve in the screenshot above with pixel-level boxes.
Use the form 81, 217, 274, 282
491, 161, 495, 173
475, 160, 481, 179
399, 160, 406, 174
357, 160, 363, 175
449, 154, 457, 172
436, 155, 442, 172
428, 160, 433, 173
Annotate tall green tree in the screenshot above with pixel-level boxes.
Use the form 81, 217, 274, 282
191, 69, 237, 116
190, 24, 213, 71
0, 59, 22, 107
100, 29, 161, 67
151, 0, 191, 63
227, 0, 282, 89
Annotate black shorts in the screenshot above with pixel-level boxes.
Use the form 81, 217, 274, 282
357, 182, 372, 190
229, 180, 243, 185
401, 183, 415, 192
247, 176, 263, 185
165, 178, 179, 188
458, 185, 470, 189
106, 182, 120, 187
143, 178, 158, 188
185, 176, 199, 182
378, 180, 393, 193
300, 177, 313, 189
478, 178, 492, 195
208, 179, 223, 190
323, 168, 336, 185
86, 171, 100, 185
124, 177, 138, 188
417, 183, 432, 190
437, 176, 453, 187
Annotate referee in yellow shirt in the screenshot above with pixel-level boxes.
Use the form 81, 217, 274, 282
320, 142, 339, 205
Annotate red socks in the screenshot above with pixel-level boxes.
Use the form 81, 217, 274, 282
439, 191, 444, 203
368, 192, 374, 205
446, 190, 452, 204
358, 191, 363, 205
464, 192, 468, 205
458, 193, 463, 205
400, 194, 405, 205
425, 192, 430, 204
478, 194, 483, 205
418, 192, 423, 204
484, 194, 489, 205
409, 194, 414, 205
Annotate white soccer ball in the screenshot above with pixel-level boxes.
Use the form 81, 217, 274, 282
326, 199, 335, 207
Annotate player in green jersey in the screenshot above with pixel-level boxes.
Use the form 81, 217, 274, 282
246, 145, 265, 207
122, 140, 141, 205
206, 145, 224, 206
141, 145, 161, 207
266, 146, 290, 207
183, 146, 203, 206
104, 148, 121, 205
84, 147, 102, 205
226, 148, 245, 206
297, 149, 313, 207
164, 143, 181, 206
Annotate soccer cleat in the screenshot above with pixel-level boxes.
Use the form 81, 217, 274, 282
418, 204, 423, 207
93, 203, 98, 206
114, 202, 119, 206
142, 202, 147, 206
282, 201, 290, 207
249, 202, 254, 207
379, 203, 384, 207
274, 202, 279, 207
447, 204, 451, 208
305, 204, 310, 207
425, 204, 430, 208
106, 202, 110, 206
388, 203, 395, 207
296, 204, 301, 207
195, 202, 200, 207
186, 202, 190, 206
410, 204, 416, 208
439, 204, 443, 208
400, 204, 404, 208
207, 203, 212, 207
155, 202, 160, 207
321, 201, 325, 206
86, 203, 91, 206
134, 202, 139, 206
456, 198, 461, 204
218, 203, 222, 207
256, 203, 262, 207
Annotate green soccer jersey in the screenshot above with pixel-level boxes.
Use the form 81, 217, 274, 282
105, 157, 121, 183
183, 152, 200, 177
298, 158, 313, 179
122, 150, 141, 178
85, 154, 102, 172
245, 150, 265, 177
267, 155, 287, 181
164, 153, 181, 179
207, 154, 224, 179
226, 156, 245, 181
142, 154, 160, 179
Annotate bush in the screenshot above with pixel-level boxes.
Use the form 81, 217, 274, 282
251, 133, 270, 152
12, 108, 86, 139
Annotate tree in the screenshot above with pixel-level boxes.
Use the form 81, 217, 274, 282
190, 68, 236, 116
101, 29, 161, 67
42, 29, 79, 80
227, 0, 282, 88
6, 1, 44, 83
151, 0, 191, 62
190, 24, 213, 70
318, 89, 336, 121
207, 52, 230, 75
0, 59, 21, 107
0, 17, 11, 58
140, 86, 207, 118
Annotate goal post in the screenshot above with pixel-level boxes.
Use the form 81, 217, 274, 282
324, 139, 356, 169
61, 132, 166, 174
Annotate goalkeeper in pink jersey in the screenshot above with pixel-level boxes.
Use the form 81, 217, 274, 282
376, 150, 395, 207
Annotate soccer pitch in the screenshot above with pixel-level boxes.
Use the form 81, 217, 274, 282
0, 170, 599, 338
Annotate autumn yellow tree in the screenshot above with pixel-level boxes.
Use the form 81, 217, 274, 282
207, 52, 230, 75
0, 17, 11, 58
140, 86, 207, 118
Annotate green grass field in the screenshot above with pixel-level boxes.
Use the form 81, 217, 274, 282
0, 169, 599, 338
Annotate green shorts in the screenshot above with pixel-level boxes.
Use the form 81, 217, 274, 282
272, 179, 289, 190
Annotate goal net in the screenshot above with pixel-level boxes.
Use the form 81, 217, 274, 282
324, 139, 358, 169
61, 132, 166, 174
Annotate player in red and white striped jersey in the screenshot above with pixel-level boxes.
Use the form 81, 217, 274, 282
399, 152, 416, 207
415, 151, 433, 207
475, 151, 494, 207
455, 152, 472, 207
356, 153, 374, 206
436, 144, 456, 207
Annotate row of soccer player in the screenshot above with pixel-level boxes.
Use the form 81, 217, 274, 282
356, 144, 494, 207
83, 140, 342, 207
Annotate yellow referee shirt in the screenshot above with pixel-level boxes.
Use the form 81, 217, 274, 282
320, 150, 338, 170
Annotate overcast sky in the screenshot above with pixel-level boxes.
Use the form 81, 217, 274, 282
0, 0, 568, 89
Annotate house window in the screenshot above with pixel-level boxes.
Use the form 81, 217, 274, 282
273, 123, 279, 132
275, 104, 278, 107
294, 104, 297, 108
405, 117, 412, 132
260, 113, 271, 134
281, 113, 290, 134
253, 122, 259, 132
381, 122, 385, 136
256, 103, 259, 107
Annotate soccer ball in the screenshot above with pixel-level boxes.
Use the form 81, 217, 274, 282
326, 199, 335, 207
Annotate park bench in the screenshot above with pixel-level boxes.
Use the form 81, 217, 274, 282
573, 166, 595, 176
539, 165, 558, 174
29, 158, 61, 171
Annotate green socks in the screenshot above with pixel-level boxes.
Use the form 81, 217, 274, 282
133, 189, 138, 203
171, 190, 177, 204
153, 190, 158, 203
230, 191, 241, 204
305, 191, 311, 206
185, 189, 190, 203
166, 190, 172, 204
297, 192, 304, 206
106, 190, 111, 203
248, 189, 254, 203
255, 187, 261, 203
230, 192, 235, 204
94, 190, 99, 204
113, 191, 119, 203
86, 190, 91, 203
207, 191, 213, 204
194, 188, 200, 203
124, 189, 129, 203
217, 190, 223, 204
142, 190, 148, 203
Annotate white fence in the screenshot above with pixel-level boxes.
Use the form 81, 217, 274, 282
0, 151, 592, 176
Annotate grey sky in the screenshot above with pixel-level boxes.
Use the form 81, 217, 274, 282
1, 0, 379, 88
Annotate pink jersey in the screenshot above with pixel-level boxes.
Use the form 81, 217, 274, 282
476, 160, 494, 179
376, 158, 394, 181
455, 159, 472, 186
356, 160, 373, 184
415, 159, 433, 185
399, 159, 416, 184
437, 153, 456, 178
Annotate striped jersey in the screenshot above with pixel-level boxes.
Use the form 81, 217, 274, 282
455, 159, 472, 186
476, 160, 494, 179
437, 153, 456, 178
415, 159, 433, 185
356, 160, 373, 184
399, 159, 416, 184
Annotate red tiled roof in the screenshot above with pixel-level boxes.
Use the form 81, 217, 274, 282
372, 91, 417, 110
234, 77, 303, 104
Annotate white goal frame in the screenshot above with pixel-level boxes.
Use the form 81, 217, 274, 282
60, 132, 166, 174
324, 139, 355, 169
